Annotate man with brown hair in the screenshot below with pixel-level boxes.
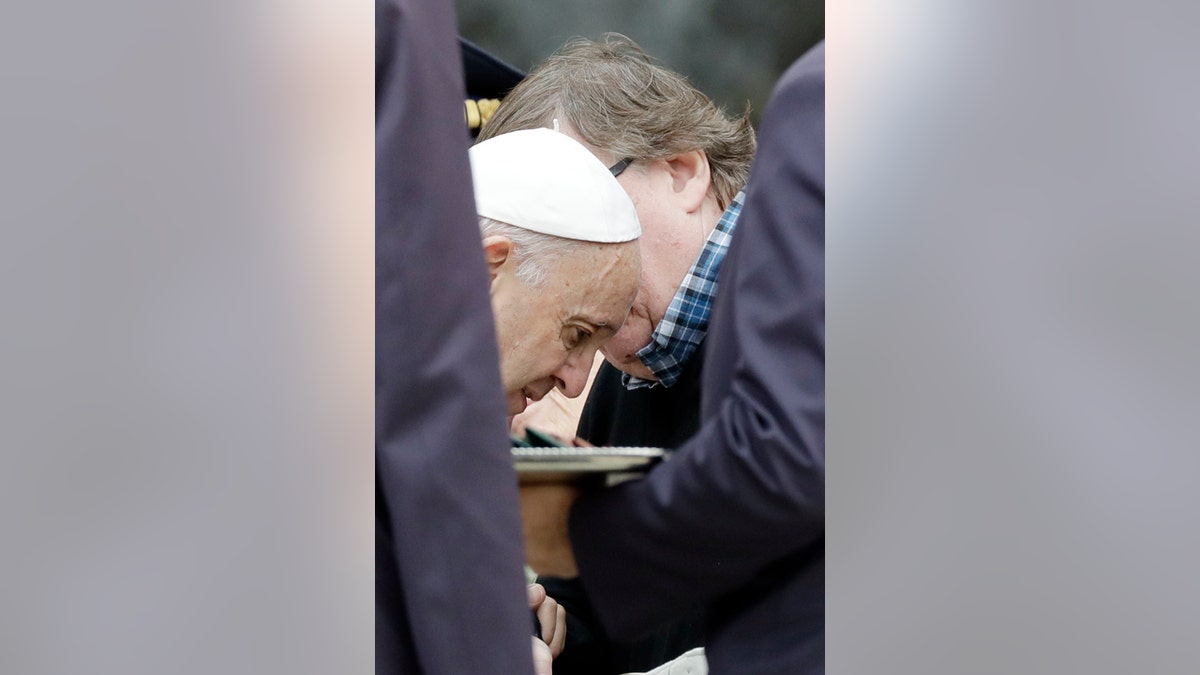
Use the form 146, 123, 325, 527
480, 35, 756, 674
519, 40, 826, 675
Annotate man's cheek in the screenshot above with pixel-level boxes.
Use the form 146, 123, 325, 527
600, 334, 636, 362
609, 316, 651, 358
628, 323, 656, 356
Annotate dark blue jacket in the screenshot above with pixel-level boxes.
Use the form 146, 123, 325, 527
376, 0, 533, 672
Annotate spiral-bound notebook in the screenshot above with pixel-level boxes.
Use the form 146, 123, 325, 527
512, 428, 665, 480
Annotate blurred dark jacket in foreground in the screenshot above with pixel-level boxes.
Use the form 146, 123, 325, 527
375, 0, 533, 672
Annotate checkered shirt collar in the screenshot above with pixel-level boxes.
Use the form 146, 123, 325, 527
623, 190, 744, 390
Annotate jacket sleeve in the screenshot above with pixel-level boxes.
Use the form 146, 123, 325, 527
568, 44, 826, 641
375, 0, 534, 672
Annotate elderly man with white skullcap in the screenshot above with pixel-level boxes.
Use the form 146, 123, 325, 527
470, 128, 643, 671
469, 128, 642, 418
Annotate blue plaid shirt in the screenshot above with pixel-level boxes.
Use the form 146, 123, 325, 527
624, 190, 744, 390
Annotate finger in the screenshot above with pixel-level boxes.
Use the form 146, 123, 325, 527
549, 604, 567, 657
526, 583, 545, 609
536, 595, 559, 644
531, 636, 553, 675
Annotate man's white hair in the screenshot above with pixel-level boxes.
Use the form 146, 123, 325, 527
478, 216, 582, 287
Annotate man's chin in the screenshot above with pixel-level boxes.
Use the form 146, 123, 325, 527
610, 359, 657, 381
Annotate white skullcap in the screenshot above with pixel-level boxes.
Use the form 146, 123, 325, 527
470, 128, 641, 243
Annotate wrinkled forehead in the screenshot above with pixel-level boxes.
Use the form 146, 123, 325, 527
548, 241, 639, 316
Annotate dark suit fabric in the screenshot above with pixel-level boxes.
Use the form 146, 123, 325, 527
543, 351, 707, 674
569, 43, 826, 675
376, 0, 534, 672
577, 344, 705, 450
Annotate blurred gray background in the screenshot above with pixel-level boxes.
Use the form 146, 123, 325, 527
456, 0, 824, 125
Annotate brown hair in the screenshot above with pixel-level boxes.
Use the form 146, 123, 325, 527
478, 34, 756, 211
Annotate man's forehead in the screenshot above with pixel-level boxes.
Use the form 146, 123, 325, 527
542, 241, 637, 325
565, 283, 626, 320
561, 281, 630, 331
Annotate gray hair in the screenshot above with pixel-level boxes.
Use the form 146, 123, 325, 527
478, 217, 580, 287
478, 34, 756, 211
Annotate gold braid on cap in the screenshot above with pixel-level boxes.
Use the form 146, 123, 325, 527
465, 98, 501, 130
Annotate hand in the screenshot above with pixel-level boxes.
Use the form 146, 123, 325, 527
527, 583, 566, 657
519, 482, 584, 577
531, 636, 552, 675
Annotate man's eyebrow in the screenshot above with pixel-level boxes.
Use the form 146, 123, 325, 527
578, 318, 614, 334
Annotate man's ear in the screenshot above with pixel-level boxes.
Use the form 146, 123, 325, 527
665, 150, 712, 213
481, 235, 514, 282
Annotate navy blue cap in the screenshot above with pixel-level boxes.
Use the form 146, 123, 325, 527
460, 38, 525, 101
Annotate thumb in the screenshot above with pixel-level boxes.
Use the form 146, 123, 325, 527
526, 582, 546, 608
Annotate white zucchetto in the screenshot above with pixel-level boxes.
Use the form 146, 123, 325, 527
469, 128, 641, 243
